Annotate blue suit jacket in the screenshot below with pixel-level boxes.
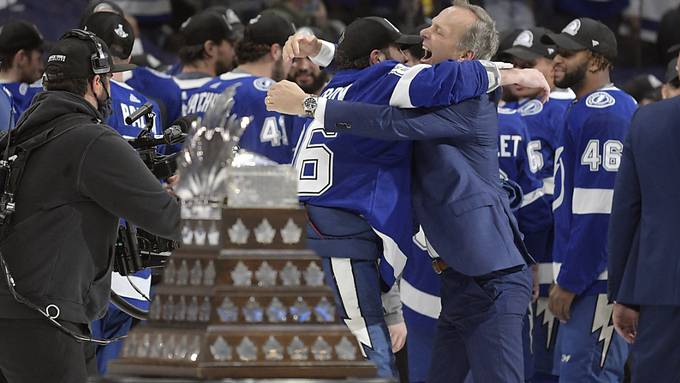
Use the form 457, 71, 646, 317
324, 94, 532, 276
608, 96, 680, 306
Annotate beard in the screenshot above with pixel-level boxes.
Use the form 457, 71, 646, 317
287, 69, 328, 95
271, 57, 286, 82
215, 59, 233, 76
555, 60, 588, 89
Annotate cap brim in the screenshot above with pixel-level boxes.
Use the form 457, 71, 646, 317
502, 47, 543, 61
667, 44, 680, 55
110, 62, 137, 73
541, 31, 586, 52
395, 34, 422, 46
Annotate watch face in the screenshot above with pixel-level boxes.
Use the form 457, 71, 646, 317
304, 97, 317, 109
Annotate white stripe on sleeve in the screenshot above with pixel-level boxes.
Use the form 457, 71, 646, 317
389, 64, 430, 108
521, 188, 545, 208
572, 187, 613, 214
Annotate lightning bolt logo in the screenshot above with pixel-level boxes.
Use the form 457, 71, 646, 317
591, 294, 616, 368
535, 297, 558, 349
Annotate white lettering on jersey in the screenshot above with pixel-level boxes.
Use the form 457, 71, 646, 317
498, 134, 522, 157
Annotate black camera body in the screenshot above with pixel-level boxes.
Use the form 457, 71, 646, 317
113, 104, 193, 276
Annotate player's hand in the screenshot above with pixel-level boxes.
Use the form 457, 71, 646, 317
387, 322, 407, 353
613, 303, 639, 344
283, 34, 322, 62
531, 264, 539, 303
548, 283, 576, 323
500, 68, 551, 102
266, 80, 307, 116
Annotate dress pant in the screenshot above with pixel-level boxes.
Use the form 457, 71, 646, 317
0, 318, 96, 383
427, 266, 532, 383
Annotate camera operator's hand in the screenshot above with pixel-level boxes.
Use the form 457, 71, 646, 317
164, 175, 179, 197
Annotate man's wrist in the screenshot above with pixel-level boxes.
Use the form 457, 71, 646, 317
310, 40, 335, 67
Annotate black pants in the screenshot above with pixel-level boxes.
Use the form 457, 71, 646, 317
0, 318, 96, 383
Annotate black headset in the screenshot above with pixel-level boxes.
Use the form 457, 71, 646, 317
61, 29, 111, 75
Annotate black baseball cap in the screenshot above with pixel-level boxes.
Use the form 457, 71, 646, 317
664, 58, 679, 83
542, 18, 617, 62
44, 29, 135, 81
79, 0, 125, 27
338, 17, 421, 61
503, 27, 556, 61
243, 10, 296, 47
82, 12, 135, 59
668, 44, 680, 55
206, 6, 244, 42
180, 9, 239, 46
0, 20, 46, 56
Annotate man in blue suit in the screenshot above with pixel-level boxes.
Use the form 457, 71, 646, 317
266, 3, 549, 381
608, 95, 680, 383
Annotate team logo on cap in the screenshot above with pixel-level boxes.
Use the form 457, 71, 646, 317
563, 19, 581, 36
249, 15, 261, 25
114, 24, 129, 39
586, 91, 615, 109
513, 30, 534, 48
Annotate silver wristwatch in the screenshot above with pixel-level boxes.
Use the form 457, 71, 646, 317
302, 95, 318, 117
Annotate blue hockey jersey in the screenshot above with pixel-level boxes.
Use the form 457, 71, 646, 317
109, 79, 163, 141
518, 89, 575, 197
295, 59, 489, 285
124, 67, 214, 125
552, 86, 637, 296
516, 89, 574, 294
0, 81, 42, 122
0, 85, 14, 131
184, 72, 299, 164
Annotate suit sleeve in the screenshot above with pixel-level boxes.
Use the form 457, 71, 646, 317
78, 130, 181, 240
556, 112, 629, 295
607, 121, 641, 302
386, 61, 489, 108
323, 98, 484, 142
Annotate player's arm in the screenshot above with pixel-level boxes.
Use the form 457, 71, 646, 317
556, 112, 629, 295
607, 115, 642, 302
320, 96, 492, 141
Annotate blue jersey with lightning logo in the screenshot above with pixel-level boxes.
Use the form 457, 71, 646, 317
552, 86, 636, 296
295, 59, 489, 285
0, 81, 43, 122
183, 72, 299, 164
515, 89, 574, 297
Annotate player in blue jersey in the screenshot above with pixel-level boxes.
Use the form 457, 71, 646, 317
542, 18, 637, 382
0, 20, 46, 121
0, 86, 14, 131
125, 9, 240, 125
500, 27, 575, 382
82, 13, 166, 374
268, 10, 550, 379
179, 10, 297, 164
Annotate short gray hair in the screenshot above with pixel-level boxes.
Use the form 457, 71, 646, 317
452, 0, 499, 60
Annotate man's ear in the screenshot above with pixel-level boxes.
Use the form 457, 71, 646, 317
13, 49, 28, 66
203, 40, 217, 58
270, 43, 282, 61
369, 49, 383, 65
461, 50, 475, 60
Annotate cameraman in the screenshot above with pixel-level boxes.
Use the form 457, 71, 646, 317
0, 30, 180, 383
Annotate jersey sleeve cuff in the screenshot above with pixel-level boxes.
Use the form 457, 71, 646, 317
313, 96, 328, 123
310, 40, 335, 67
479, 60, 503, 93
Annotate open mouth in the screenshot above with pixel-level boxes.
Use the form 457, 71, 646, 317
421, 46, 433, 63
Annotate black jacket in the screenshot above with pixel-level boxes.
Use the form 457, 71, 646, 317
0, 91, 181, 323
